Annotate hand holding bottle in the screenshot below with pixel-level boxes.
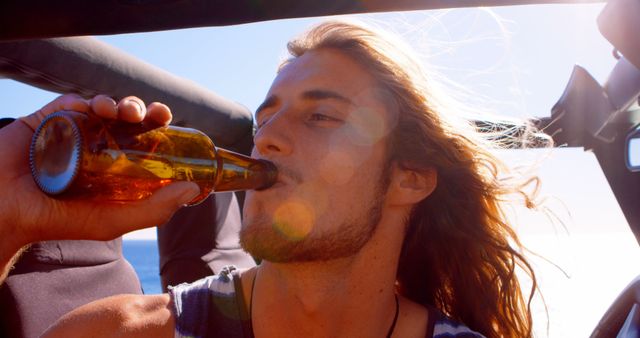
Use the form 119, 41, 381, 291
0, 94, 201, 284
30, 104, 275, 205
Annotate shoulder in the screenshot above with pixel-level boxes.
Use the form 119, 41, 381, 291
169, 265, 249, 311
169, 266, 239, 300
169, 266, 251, 338
396, 297, 485, 338
429, 308, 486, 338
42, 294, 174, 338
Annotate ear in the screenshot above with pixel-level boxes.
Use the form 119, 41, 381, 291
386, 165, 437, 207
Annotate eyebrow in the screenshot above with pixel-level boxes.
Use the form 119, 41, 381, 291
255, 89, 354, 119
302, 89, 353, 105
255, 96, 277, 119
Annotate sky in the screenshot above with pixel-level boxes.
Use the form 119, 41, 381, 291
0, 3, 616, 119
2, 3, 638, 335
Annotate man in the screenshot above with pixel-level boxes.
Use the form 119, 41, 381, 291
0, 21, 539, 337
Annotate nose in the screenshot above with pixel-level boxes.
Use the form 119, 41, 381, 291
253, 110, 293, 157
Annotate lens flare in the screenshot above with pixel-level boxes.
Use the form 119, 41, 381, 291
348, 88, 399, 146
319, 150, 356, 185
273, 199, 316, 241
349, 106, 389, 146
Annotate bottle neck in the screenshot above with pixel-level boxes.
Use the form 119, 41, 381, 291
213, 147, 277, 192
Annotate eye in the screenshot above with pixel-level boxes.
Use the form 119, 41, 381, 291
310, 114, 333, 121
308, 113, 342, 123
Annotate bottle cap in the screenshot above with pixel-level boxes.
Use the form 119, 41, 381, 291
30, 111, 82, 195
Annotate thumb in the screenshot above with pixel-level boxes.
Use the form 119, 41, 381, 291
80, 182, 201, 240
148, 181, 202, 209
129, 181, 201, 228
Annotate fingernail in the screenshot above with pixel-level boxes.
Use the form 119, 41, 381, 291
129, 100, 144, 114
179, 183, 201, 205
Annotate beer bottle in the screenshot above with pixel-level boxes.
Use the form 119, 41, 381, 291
29, 110, 277, 205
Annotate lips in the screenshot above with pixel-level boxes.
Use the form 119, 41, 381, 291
254, 167, 286, 191
270, 180, 286, 189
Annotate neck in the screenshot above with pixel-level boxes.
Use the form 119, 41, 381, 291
259, 255, 393, 314
250, 207, 407, 338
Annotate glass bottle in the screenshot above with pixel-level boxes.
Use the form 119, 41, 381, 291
29, 110, 277, 205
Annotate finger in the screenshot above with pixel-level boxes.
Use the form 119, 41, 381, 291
42, 93, 90, 115
117, 96, 146, 123
63, 182, 201, 240
90, 95, 118, 119
144, 102, 172, 127
19, 94, 90, 131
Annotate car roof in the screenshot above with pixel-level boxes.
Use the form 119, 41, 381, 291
0, 0, 603, 41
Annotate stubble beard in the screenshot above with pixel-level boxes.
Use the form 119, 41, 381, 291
240, 173, 390, 263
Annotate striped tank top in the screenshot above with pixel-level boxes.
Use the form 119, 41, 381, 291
169, 266, 485, 338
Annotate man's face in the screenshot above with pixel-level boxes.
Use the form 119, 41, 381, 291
241, 48, 399, 262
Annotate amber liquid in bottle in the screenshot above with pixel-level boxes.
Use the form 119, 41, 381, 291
30, 110, 277, 205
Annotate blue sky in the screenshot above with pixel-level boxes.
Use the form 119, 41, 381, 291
0, 3, 614, 119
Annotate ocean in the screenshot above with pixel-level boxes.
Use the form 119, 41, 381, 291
122, 240, 162, 294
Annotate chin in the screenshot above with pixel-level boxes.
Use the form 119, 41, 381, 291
240, 218, 374, 264
240, 214, 310, 262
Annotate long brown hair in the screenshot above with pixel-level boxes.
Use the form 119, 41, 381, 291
285, 20, 544, 337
